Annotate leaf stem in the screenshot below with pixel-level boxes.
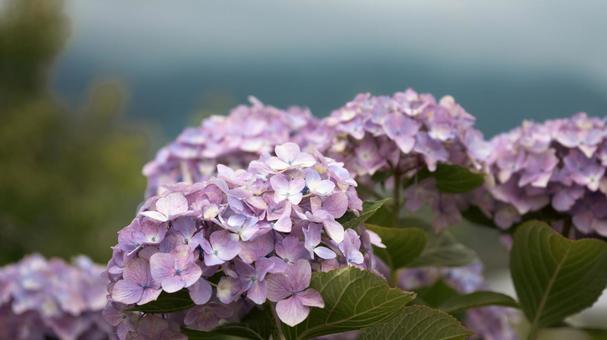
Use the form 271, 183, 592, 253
267, 302, 286, 340
526, 326, 539, 340
390, 269, 399, 288
393, 172, 401, 227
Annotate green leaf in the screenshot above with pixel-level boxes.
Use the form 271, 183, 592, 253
359, 305, 471, 340
511, 221, 607, 337
431, 164, 485, 193
183, 307, 275, 340
281, 267, 415, 340
413, 280, 460, 308
338, 198, 391, 229
128, 289, 194, 313
408, 231, 477, 267
584, 328, 607, 340
439, 291, 519, 314
365, 224, 426, 270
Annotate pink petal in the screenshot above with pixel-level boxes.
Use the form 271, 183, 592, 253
267, 157, 290, 171
323, 219, 345, 243
297, 288, 324, 308
149, 253, 175, 283
275, 143, 300, 163
265, 274, 292, 302
189, 279, 212, 305
180, 264, 203, 288
314, 246, 336, 259
111, 280, 143, 305
140, 287, 162, 305
274, 207, 292, 233
161, 276, 185, 293
247, 281, 267, 304
123, 258, 151, 285
292, 152, 316, 168
239, 233, 274, 263
276, 296, 310, 327
140, 210, 168, 222
323, 192, 349, 218
156, 192, 188, 217
287, 260, 312, 292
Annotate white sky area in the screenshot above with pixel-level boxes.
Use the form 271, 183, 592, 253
62, 0, 607, 89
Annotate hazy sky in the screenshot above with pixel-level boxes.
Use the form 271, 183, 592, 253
54, 0, 607, 136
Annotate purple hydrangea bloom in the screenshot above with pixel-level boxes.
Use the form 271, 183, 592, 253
266, 260, 324, 327
319, 88, 489, 231
149, 245, 203, 293
477, 113, 607, 236
106, 143, 379, 338
143, 98, 319, 197
0, 255, 114, 340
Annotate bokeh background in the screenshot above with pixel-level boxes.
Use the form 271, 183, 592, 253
2, 0, 606, 274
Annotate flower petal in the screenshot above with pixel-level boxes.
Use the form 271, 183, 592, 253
189, 279, 213, 305
276, 296, 309, 327
156, 192, 189, 217
149, 253, 175, 283
111, 280, 143, 305
297, 288, 324, 308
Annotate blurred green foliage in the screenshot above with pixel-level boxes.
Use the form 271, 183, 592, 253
0, 0, 150, 264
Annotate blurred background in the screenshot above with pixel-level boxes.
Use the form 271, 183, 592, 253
1, 0, 606, 272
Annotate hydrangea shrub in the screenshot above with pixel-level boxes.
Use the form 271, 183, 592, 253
118, 90, 607, 340
4, 88, 606, 340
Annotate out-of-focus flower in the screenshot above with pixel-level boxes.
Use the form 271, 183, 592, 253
0, 254, 114, 340
320, 89, 489, 231
398, 263, 518, 340
106, 143, 378, 338
479, 113, 607, 236
143, 97, 319, 197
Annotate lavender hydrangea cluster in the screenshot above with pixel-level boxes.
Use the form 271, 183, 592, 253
0, 254, 113, 340
398, 263, 517, 340
320, 88, 489, 230
143, 97, 318, 197
480, 113, 607, 236
106, 143, 378, 338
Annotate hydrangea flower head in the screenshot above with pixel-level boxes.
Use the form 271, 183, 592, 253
106, 143, 378, 338
143, 98, 319, 197
320, 88, 489, 230
479, 113, 607, 236
0, 255, 113, 340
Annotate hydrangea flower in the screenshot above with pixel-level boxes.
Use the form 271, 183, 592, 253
106, 143, 378, 338
478, 113, 607, 236
143, 97, 319, 197
0, 254, 113, 340
318, 88, 489, 230
398, 263, 518, 340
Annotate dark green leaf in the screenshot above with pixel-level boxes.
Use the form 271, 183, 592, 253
511, 221, 607, 336
409, 231, 477, 267
365, 224, 426, 269
281, 267, 415, 340
338, 198, 391, 229
413, 280, 460, 308
359, 305, 471, 340
183, 307, 275, 340
432, 164, 484, 193
439, 291, 519, 314
129, 289, 194, 313
584, 328, 607, 340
